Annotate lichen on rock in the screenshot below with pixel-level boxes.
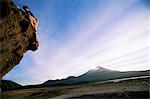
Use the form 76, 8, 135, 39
0, 0, 39, 78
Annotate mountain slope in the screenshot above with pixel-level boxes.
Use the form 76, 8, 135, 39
1, 80, 22, 91
1, 67, 149, 91
43, 66, 150, 86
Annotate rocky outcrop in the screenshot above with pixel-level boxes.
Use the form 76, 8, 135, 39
0, 0, 39, 78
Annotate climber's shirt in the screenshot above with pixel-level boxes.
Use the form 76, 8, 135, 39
25, 10, 38, 30
25, 10, 36, 19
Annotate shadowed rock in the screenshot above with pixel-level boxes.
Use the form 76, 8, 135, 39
0, 0, 39, 78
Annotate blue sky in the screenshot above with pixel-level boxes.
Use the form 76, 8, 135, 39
3, 0, 150, 85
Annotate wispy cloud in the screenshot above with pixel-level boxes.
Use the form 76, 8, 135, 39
4, 0, 150, 85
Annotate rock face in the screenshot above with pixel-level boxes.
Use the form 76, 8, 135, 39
0, 0, 39, 78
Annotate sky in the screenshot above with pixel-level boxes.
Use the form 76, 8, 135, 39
3, 0, 150, 85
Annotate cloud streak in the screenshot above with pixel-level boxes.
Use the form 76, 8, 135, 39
4, 0, 150, 85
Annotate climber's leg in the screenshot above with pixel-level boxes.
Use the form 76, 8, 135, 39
29, 15, 34, 28
34, 20, 38, 30
29, 15, 38, 30
35, 32, 38, 43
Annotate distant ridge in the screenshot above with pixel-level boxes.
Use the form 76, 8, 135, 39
43, 66, 150, 86
1, 67, 149, 91
1, 80, 22, 91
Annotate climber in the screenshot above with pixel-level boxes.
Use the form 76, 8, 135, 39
23, 5, 38, 30
23, 5, 39, 46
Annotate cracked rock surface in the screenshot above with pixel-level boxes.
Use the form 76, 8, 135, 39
0, 0, 39, 78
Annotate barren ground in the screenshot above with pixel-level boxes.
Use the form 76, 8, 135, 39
1, 78, 149, 99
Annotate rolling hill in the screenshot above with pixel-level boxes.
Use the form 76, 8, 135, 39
1, 80, 22, 91
1, 66, 149, 91
43, 66, 150, 86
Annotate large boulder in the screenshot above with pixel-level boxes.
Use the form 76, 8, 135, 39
0, 0, 39, 78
